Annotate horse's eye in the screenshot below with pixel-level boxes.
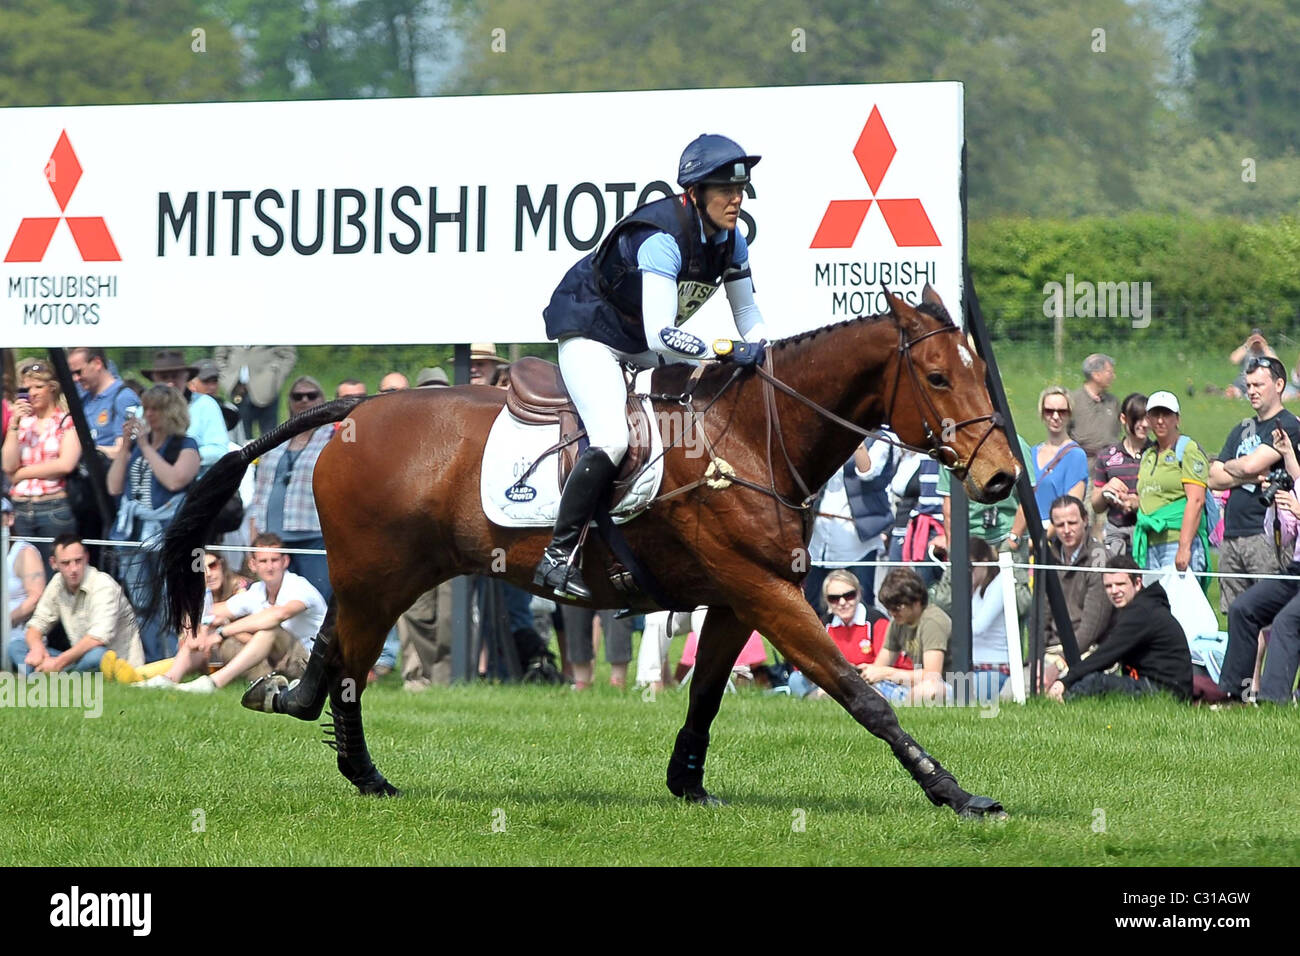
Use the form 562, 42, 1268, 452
927, 372, 950, 388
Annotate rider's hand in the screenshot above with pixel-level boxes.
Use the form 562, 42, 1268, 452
714, 339, 766, 368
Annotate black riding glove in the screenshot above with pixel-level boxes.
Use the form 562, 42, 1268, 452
714, 339, 766, 368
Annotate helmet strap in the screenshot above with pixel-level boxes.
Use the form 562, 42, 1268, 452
689, 186, 723, 236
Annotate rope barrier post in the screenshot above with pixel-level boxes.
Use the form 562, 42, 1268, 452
1, 515, 10, 673
999, 551, 1025, 704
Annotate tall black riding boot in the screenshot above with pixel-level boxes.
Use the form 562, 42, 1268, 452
533, 447, 620, 600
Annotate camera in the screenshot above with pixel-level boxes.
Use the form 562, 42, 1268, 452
1258, 467, 1295, 507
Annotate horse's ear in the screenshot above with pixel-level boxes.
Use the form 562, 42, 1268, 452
881, 283, 904, 319
881, 282, 924, 334
921, 283, 943, 308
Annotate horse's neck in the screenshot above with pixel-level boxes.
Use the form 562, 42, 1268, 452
762, 321, 899, 493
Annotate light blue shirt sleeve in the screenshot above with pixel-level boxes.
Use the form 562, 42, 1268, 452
636, 232, 681, 279
188, 393, 230, 467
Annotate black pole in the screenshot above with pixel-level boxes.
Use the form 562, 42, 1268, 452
47, 349, 116, 563
450, 343, 474, 683
948, 481, 972, 675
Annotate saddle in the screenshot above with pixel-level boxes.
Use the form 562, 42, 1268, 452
505, 356, 653, 508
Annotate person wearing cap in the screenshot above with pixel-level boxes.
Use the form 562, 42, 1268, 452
1133, 390, 1210, 577
67, 347, 135, 456
190, 359, 242, 437
140, 350, 230, 470
469, 345, 505, 385
1208, 355, 1300, 615
534, 133, 770, 599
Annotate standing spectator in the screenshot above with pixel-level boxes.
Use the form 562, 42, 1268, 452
1208, 356, 1300, 615
67, 347, 134, 457
560, 606, 632, 690
378, 372, 409, 393
805, 434, 899, 614
1133, 391, 1209, 576
889, 451, 944, 587
469, 343, 506, 385
248, 377, 333, 602
1091, 392, 1149, 556
1031, 386, 1088, 526
140, 350, 228, 470
190, 359, 241, 439
1218, 427, 1300, 704
212, 345, 297, 438
3, 361, 81, 566
5, 497, 45, 633
106, 385, 200, 661
9, 534, 143, 676
1048, 555, 1192, 702
335, 379, 367, 399
1225, 330, 1280, 400
1067, 353, 1120, 463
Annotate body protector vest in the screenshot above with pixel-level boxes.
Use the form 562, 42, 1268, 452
543, 195, 747, 355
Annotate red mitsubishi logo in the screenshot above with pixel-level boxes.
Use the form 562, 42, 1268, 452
811, 106, 940, 249
5, 130, 121, 262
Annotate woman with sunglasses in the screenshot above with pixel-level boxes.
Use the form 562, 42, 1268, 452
247, 376, 334, 601
2, 362, 82, 566
788, 570, 903, 698
1031, 385, 1087, 528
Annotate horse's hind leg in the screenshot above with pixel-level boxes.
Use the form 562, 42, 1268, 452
666, 606, 752, 806
325, 597, 400, 796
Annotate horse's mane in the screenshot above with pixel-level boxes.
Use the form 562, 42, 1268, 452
770, 297, 956, 351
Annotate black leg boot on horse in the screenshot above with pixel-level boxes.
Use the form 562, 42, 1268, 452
533, 447, 620, 601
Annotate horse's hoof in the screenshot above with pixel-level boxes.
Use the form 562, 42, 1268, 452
955, 795, 1008, 820
679, 786, 727, 807
356, 778, 402, 797
241, 673, 289, 713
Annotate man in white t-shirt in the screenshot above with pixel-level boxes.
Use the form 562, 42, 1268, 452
172, 533, 326, 693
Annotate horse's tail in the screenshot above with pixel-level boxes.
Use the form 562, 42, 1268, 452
153, 395, 370, 634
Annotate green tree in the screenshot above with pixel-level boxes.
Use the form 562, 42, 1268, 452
0, 0, 244, 106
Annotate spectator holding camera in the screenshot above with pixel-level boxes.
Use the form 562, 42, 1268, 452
1208, 355, 1300, 615
106, 385, 200, 660
1091, 392, 1148, 556
1133, 391, 1210, 577
3, 361, 82, 567
1218, 425, 1300, 704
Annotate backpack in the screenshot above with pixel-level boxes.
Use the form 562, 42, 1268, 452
1173, 435, 1222, 532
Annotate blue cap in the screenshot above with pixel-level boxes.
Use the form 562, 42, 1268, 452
678, 134, 761, 188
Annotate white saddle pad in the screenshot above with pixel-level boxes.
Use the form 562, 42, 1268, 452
480, 390, 665, 529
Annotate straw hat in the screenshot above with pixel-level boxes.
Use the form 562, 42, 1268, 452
469, 343, 505, 365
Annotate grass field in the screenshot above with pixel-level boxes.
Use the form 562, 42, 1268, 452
4, 677, 1298, 867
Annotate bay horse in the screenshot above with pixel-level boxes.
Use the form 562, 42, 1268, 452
156, 285, 1019, 817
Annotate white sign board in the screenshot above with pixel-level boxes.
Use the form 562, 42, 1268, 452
1, 83, 963, 347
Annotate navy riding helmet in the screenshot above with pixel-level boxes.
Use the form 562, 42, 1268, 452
678, 134, 761, 189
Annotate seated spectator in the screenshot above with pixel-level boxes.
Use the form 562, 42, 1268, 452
3, 360, 82, 566
5, 497, 45, 633
930, 537, 1027, 700
1133, 391, 1209, 578
1091, 392, 1148, 556
790, 569, 903, 699
248, 378, 333, 602
143, 534, 325, 692
1218, 426, 1300, 704
140, 350, 229, 471
1042, 495, 1114, 662
106, 384, 201, 661
1049, 555, 1192, 702
8, 534, 142, 675
1031, 386, 1088, 526
863, 568, 952, 704
804, 433, 899, 613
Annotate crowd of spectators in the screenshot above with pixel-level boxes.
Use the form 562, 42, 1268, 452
4, 342, 1300, 708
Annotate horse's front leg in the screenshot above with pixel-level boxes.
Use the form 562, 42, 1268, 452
667, 605, 752, 806
737, 580, 1005, 819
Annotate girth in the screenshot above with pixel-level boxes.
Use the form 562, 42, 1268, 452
505, 356, 652, 505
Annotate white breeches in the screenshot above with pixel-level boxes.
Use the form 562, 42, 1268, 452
557, 336, 654, 466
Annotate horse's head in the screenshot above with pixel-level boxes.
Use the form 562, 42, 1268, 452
881, 284, 1018, 504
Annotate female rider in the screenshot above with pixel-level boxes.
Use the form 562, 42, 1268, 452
535, 134, 770, 600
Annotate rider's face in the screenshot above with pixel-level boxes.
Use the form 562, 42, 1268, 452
696, 183, 744, 234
